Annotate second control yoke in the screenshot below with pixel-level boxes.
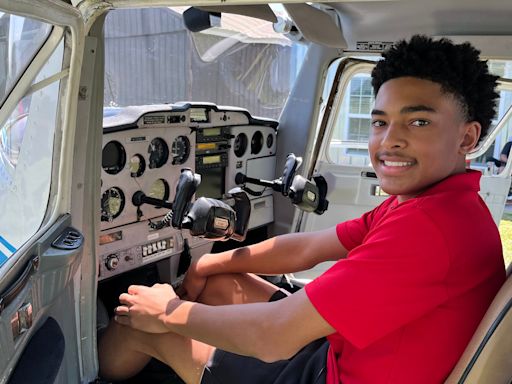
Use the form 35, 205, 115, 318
132, 168, 250, 241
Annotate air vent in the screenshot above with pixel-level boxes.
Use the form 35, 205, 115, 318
52, 227, 84, 250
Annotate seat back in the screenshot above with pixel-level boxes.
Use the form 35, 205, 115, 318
445, 273, 512, 384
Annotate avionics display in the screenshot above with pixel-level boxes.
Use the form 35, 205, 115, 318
203, 127, 221, 136
202, 155, 222, 165
196, 126, 230, 143
196, 167, 224, 199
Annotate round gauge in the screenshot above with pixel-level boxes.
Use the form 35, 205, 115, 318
148, 179, 170, 201
101, 187, 125, 222
234, 133, 248, 157
129, 154, 146, 178
251, 131, 264, 155
266, 133, 274, 149
171, 136, 190, 165
102, 141, 126, 175
148, 138, 169, 169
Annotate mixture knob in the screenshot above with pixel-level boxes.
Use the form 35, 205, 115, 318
105, 255, 119, 270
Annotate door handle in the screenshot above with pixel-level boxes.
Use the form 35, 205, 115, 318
0, 256, 39, 314
11, 302, 33, 339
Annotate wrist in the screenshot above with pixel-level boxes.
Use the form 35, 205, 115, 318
160, 297, 183, 329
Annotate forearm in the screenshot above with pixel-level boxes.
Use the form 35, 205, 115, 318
161, 291, 331, 362
194, 228, 346, 277
115, 286, 334, 362
162, 299, 278, 360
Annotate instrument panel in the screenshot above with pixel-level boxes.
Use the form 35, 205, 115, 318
99, 103, 278, 281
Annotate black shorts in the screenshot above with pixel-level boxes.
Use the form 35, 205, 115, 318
200, 289, 328, 384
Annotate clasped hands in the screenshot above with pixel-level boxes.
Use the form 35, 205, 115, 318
114, 283, 179, 333
114, 262, 207, 333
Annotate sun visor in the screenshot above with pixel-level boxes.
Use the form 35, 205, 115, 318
284, 3, 347, 48
198, 5, 277, 23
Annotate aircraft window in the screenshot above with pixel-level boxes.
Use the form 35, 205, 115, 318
326, 60, 512, 168
475, 60, 512, 166
328, 72, 373, 166
472, 88, 512, 166
0, 12, 52, 105
0, 39, 64, 268
103, 7, 307, 121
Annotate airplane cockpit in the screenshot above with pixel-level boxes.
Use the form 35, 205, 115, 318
1, 1, 512, 383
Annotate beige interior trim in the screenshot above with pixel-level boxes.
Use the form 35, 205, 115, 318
445, 276, 512, 383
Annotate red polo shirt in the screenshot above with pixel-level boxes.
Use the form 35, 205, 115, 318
305, 170, 505, 383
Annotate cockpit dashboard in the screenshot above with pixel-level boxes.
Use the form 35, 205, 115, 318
99, 103, 278, 281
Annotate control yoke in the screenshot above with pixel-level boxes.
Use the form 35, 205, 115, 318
132, 168, 251, 241
235, 153, 329, 215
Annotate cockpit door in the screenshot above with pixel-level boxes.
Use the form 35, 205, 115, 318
0, 1, 86, 383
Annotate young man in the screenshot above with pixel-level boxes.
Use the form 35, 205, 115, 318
99, 35, 505, 383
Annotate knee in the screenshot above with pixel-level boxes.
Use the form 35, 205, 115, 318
207, 273, 243, 291
198, 273, 246, 305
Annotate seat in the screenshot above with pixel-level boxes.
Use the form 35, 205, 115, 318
445, 269, 512, 384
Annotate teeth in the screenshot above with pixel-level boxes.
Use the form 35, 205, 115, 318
383, 161, 413, 167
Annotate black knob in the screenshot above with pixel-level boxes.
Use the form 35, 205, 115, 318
105, 255, 119, 271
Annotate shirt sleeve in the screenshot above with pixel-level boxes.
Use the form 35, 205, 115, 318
336, 197, 395, 251
306, 205, 450, 349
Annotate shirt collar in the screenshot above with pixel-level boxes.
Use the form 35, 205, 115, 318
418, 169, 481, 198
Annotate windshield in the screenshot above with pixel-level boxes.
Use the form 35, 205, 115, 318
103, 7, 307, 120
0, 12, 52, 105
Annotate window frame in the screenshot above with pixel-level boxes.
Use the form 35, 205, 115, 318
0, 23, 67, 277
0, 12, 53, 107
323, 61, 375, 166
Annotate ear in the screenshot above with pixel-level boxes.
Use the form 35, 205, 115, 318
458, 121, 481, 155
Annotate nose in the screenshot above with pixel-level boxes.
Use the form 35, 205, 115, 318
380, 121, 407, 149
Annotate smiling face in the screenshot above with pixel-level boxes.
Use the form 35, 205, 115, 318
369, 77, 481, 202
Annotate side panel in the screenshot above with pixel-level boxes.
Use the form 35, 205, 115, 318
0, 1, 85, 383
0, 215, 82, 384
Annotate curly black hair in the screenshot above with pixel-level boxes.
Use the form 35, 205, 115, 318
371, 35, 499, 142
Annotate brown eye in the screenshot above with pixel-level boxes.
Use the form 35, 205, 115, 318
411, 119, 430, 127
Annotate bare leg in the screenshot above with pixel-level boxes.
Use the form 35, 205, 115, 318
197, 272, 280, 305
98, 321, 213, 383
98, 273, 279, 383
